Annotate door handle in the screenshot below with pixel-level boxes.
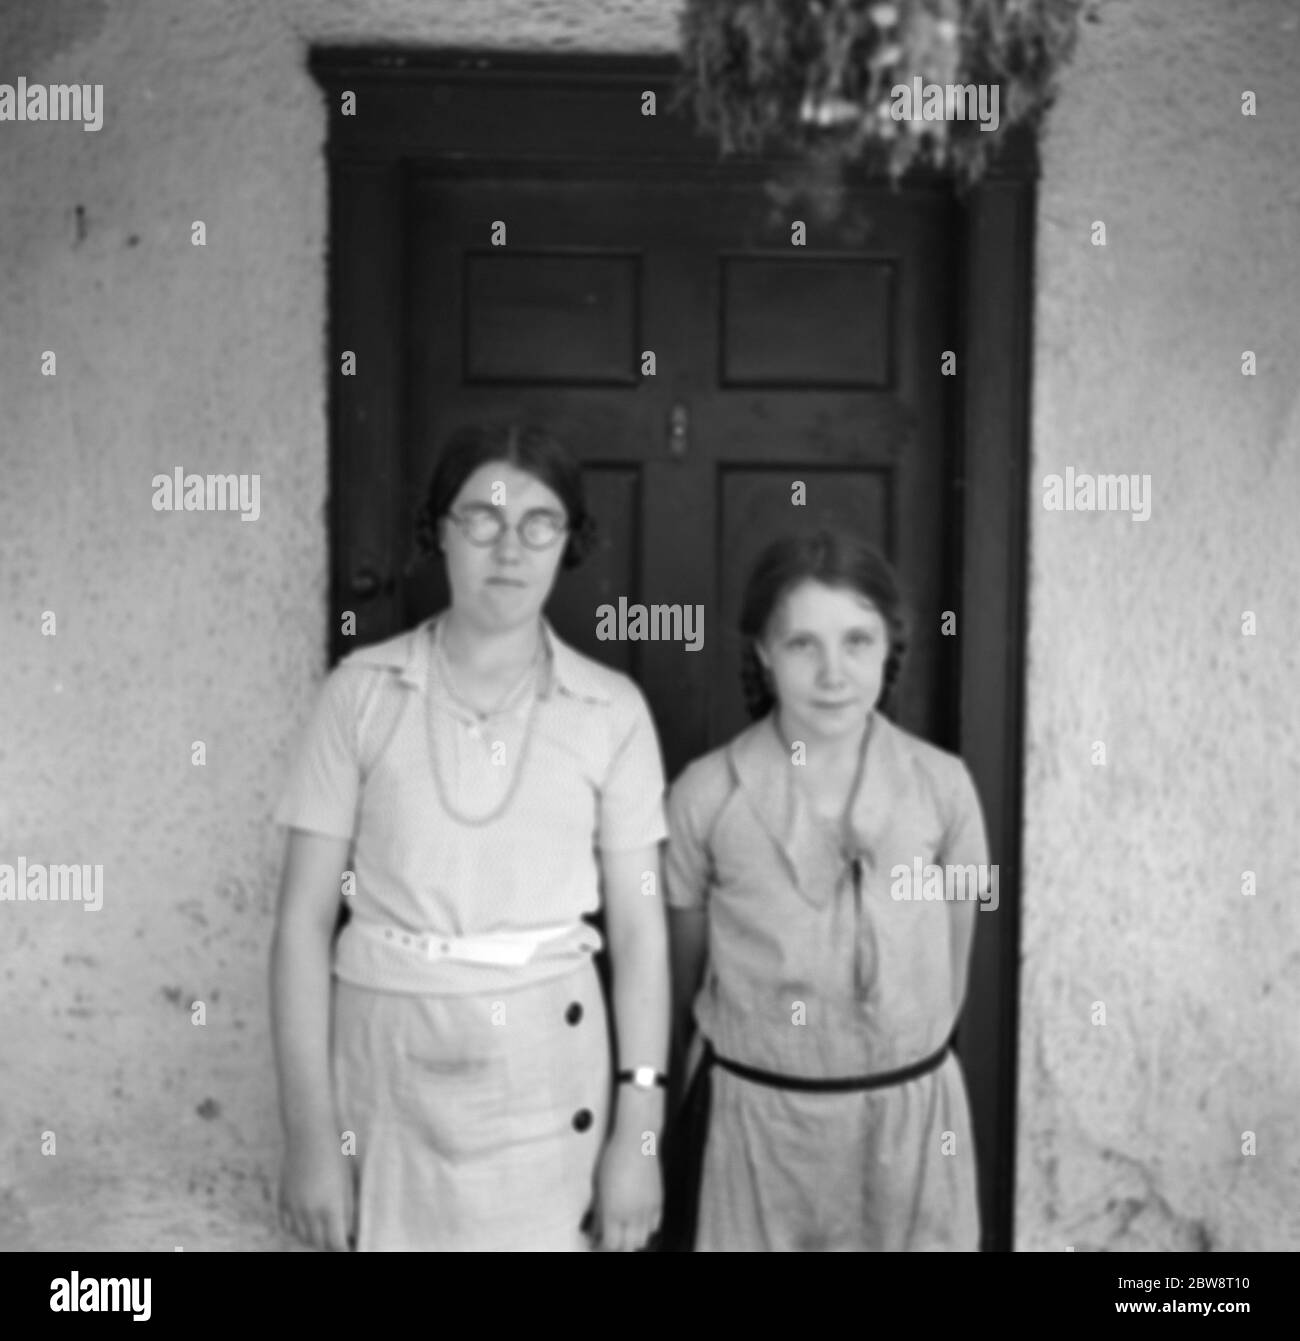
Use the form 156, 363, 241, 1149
349, 565, 394, 601
668, 401, 689, 460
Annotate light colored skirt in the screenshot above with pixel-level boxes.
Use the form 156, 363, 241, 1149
331, 959, 610, 1251
695, 1050, 981, 1251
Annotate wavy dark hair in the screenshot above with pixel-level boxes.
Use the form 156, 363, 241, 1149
408, 422, 597, 572
739, 531, 910, 721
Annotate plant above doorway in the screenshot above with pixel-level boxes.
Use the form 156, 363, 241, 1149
677, 0, 1087, 211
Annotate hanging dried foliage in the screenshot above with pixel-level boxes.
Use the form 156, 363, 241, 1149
677, 0, 1087, 198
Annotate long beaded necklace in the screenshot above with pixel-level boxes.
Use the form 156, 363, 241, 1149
426, 619, 545, 828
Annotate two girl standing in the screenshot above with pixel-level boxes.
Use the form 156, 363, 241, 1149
271, 423, 989, 1252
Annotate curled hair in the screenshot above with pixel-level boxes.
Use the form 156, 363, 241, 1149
407, 422, 597, 573
738, 531, 910, 720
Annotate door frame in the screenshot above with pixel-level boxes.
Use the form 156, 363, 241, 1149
309, 47, 1033, 1252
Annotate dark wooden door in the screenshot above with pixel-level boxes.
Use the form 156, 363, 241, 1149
405, 174, 960, 778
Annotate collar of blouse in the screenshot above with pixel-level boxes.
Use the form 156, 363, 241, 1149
724, 709, 934, 910
347, 613, 615, 707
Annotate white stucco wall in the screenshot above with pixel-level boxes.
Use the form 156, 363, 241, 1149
1019, 0, 1300, 1251
0, 0, 1295, 1250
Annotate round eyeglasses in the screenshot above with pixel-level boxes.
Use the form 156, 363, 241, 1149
447, 504, 568, 550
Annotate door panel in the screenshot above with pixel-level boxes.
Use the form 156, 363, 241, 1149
463, 250, 643, 385
719, 255, 896, 388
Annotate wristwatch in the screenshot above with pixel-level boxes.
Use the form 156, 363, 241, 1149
615, 1066, 668, 1090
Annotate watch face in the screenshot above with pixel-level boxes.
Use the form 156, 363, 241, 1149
634, 1066, 655, 1088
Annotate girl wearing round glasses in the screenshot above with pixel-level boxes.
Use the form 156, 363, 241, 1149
271, 423, 670, 1251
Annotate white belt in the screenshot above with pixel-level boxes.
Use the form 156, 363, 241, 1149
349, 916, 584, 967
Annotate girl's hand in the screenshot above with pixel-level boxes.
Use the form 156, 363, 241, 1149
592, 1125, 663, 1251
279, 1132, 356, 1252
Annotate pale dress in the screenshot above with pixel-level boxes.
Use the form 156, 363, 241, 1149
665, 710, 989, 1252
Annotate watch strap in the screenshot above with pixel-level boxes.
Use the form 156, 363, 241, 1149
616, 1067, 668, 1089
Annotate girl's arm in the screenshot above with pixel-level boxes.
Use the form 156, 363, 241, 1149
269, 828, 352, 1251
594, 842, 671, 1251
939, 762, 991, 1011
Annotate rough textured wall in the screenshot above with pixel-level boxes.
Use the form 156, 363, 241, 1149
0, 0, 1295, 1253
1019, 0, 1300, 1251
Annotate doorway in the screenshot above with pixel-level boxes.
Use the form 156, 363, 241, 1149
311, 47, 1033, 1250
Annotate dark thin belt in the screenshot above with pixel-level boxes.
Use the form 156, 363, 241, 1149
704, 1032, 954, 1093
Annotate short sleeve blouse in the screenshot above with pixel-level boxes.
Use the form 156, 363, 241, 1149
274, 615, 668, 993
664, 711, 990, 1076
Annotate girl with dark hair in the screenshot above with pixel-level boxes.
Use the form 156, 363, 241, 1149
271, 423, 670, 1252
664, 530, 989, 1251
